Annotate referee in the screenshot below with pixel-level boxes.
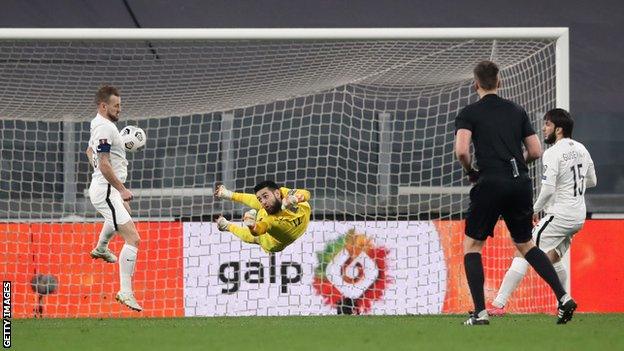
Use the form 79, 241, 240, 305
455, 60, 577, 325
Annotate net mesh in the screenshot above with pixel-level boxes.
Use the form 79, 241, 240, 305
0, 37, 558, 317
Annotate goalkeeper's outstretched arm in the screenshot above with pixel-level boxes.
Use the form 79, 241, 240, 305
214, 214, 284, 253
280, 187, 311, 211
214, 183, 262, 210
298, 189, 311, 201
215, 215, 258, 243
281, 187, 311, 202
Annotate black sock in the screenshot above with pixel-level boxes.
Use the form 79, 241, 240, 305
464, 252, 485, 313
524, 246, 566, 301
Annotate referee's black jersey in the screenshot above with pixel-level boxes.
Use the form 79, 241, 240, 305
455, 94, 536, 175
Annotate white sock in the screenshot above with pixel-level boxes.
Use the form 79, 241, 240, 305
553, 262, 572, 305
492, 257, 529, 308
96, 222, 116, 251
553, 261, 567, 288
119, 244, 138, 293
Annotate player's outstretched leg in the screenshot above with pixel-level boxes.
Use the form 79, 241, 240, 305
90, 247, 118, 263
115, 291, 142, 312
90, 221, 118, 263
519, 243, 575, 324
486, 303, 506, 317
488, 256, 530, 316
115, 220, 143, 312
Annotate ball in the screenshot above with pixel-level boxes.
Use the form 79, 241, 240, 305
30, 274, 58, 295
120, 125, 147, 153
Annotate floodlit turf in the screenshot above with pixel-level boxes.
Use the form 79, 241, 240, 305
12, 314, 624, 351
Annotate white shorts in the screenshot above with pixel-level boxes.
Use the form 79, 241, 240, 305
532, 215, 583, 258
89, 182, 132, 230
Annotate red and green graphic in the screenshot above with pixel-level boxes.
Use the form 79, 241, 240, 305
313, 229, 391, 314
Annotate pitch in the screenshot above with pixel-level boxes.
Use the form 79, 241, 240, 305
14, 314, 624, 351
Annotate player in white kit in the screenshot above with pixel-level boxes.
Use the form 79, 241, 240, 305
488, 108, 597, 317
86, 85, 142, 312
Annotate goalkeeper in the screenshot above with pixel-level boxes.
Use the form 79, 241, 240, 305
214, 180, 312, 253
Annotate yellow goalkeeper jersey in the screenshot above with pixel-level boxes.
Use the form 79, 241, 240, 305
230, 187, 311, 252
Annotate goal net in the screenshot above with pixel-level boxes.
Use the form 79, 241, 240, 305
0, 28, 567, 317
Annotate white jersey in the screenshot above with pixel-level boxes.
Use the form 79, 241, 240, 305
89, 113, 128, 184
539, 138, 595, 222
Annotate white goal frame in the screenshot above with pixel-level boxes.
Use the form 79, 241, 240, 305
1, 27, 572, 296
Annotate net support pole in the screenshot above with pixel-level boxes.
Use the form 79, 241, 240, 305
62, 119, 77, 214
554, 29, 571, 294
378, 112, 393, 207
555, 29, 570, 111
220, 112, 236, 213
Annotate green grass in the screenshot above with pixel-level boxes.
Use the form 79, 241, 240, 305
12, 314, 624, 351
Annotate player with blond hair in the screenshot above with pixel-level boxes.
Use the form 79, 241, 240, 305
86, 85, 142, 312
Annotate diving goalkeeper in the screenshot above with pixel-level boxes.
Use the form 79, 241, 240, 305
214, 180, 312, 253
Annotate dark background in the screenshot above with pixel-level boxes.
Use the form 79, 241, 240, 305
1, 0, 622, 212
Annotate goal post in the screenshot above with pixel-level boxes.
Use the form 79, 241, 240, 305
0, 28, 568, 317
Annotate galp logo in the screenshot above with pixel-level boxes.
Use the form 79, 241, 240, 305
313, 229, 391, 314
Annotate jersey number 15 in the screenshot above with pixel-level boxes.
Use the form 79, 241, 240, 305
571, 164, 584, 197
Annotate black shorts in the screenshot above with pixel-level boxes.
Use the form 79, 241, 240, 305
465, 174, 533, 243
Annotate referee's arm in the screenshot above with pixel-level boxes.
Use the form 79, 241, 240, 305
523, 134, 542, 163
455, 128, 473, 172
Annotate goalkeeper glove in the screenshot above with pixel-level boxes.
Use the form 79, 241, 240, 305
242, 209, 257, 228
214, 183, 233, 200
281, 189, 301, 212
215, 215, 231, 231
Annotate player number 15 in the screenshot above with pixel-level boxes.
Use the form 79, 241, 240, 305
570, 163, 584, 197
